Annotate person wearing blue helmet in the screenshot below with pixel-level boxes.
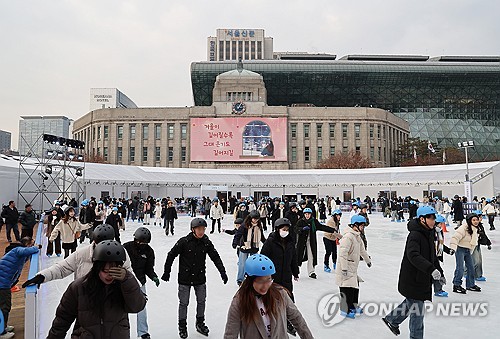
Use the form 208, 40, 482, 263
336, 215, 372, 319
383, 205, 443, 338
105, 207, 123, 243
224, 254, 313, 338
323, 209, 343, 272
296, 207, 337, 279
482, 198, 497, 230
432, 215, 455, 297
78, 198, 96, 245
349, 201, 359, 220
408, 200, 418, 219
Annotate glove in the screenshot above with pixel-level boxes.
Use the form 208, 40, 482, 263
22, 274, 45, 288
487, 245, 492, 250
153, 277, 160, 287
449, 249, 455, 255
302, 226, 310, 232
37, 244, 42, 249
221, 272, 228, 284
108, 266, 126, 281
367, 262, 372, 268
161, 272, 170, 282
431, 269, 441, 281
439, 275, 446, 286
342, 270, 348, 277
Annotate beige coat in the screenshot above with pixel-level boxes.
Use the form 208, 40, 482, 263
335, 227, 371, 288
324, 217, 342, 241
224, 288, 313, 339
49, 219, 87, 244
450, 223, 478, 251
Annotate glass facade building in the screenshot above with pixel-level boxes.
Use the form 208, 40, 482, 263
191, 58, 500, 160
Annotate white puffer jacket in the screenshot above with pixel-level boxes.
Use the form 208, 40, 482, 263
38, 243, 133, 282
49, 219, 88, 244
335, 227, 371, 288
210, 204, 224, 220
450, 223, 478, 251
482, 203, 497, 216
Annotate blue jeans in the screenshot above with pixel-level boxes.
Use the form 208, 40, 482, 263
137, 284, 148, 336
237, 251, 251, 283
385, 298, 424, 339
452, 246, 475, 288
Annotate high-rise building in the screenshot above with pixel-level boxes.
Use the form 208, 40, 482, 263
90, 88, 137, 111
207, 29, 273, 61
0, 130, 11, 151
18, 116, 71, 157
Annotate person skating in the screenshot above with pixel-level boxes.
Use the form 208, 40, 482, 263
260, 218, 299, 336
433, 215, 455, 297
450, 212, 482, 293
323, 209, 343, 272
466, 210, 492, 281
162, 200, 178, 236
46, 240, 146, 338
162, 218, 228, 338
154, 200, 162, 226
336, 215, 372, 319
123, 227, 160, 339
18, 204, 37, 239
23, 224, 132, 288
382, 206, 444, 339
209, 198, 224, 234
233, 210, 266, 286
233, 203, 249, 222
284, 202, 299, 243
49, 207, 87, 258
105, 207, 123, 243
223, 254, 313, 339
44, 207, 62, 257
482, 198, 497, 230
0, 237, 40, 339
295, 208, 336, 279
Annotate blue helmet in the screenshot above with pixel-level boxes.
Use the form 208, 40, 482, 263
416, 206, 437, 218
352, 202, 359, 207
303, 207, 313, 214
245, 254, 276, 277
332, 209, 342, 216
435, 215, 446, 223
350, 215, 367, 225
473, 209, 483, 216
410, 200, 416, 205
81, 199, 89, 206
112, 207, 118, 212
486, 198, 492, 203
212, 197, 219, 202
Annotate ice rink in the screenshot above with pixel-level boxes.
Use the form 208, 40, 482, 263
37, 213, 499, 338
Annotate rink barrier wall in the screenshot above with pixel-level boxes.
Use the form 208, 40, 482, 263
25, 217, 44, 339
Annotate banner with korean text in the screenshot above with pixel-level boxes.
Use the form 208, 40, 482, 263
190, 117, 287, 161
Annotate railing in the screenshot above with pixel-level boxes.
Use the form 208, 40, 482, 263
25, 216, 44, 339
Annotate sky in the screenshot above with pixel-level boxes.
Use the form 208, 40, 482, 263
2, 0, 500, 150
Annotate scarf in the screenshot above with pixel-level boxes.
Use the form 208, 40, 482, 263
245, 222, 262, 250
434, 227, 444, 257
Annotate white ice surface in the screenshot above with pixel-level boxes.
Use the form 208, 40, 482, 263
38, 213, 500, 338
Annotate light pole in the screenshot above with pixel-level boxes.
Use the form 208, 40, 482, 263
458, 140, 474, 202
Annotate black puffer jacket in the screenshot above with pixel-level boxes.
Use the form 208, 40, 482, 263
164, 232, 226, 286
398, 219, 443, 301
1, 206, 19, 224
260, 232, 298, 293
123, 241, 158, 285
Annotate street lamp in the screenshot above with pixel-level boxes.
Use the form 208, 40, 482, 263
458, 140, 474, 202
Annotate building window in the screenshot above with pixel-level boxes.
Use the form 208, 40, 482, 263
117, 147, 122, 162
168, 124, 174, 139
142, 124, 149, 140
103, 147, 108, 161
103, 126, 109, 139
168, 147, 173, 161
304, 146, 310, 162
130, 147, 135, 162
382, 126, 386, 139
378, 147, 382, 160
291, 124, 297, 138
369, 124, 374, 138
155, 124, 161, 140
155, 146, 160, 162
317, 146, 322, 161
257, 41, 262, 59
181, 124, 187, 140
342, 123, 348, 139
291, 147, 297, 161
130, 125, 136, 140
370, 146, 374, 160
329, 124, 335, 138
97, 126, 101, 139
342, 146, 348, 153
377, 125, 381, 139
181, 147, 186, 161
355, 146, 361, 154
354, 124, 361, 138
304, 124, 310, 138
316, 124, 322, 138
330, 146, 335, 156
143, 147, 148, 162
92, 127, 96, 141
96, 147, 100, 156
117, 125, 123, 139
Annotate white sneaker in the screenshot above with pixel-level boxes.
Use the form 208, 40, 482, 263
5, 326, 14, 332
0, 331, 15, 339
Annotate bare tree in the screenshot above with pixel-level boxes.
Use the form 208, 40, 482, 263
316, 151, 373, 169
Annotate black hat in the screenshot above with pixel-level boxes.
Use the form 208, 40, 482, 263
274, 218, 291, 229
